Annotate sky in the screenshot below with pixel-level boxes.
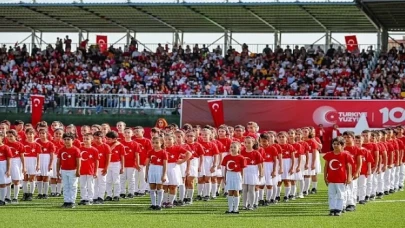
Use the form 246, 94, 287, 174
1, 0, 404, 52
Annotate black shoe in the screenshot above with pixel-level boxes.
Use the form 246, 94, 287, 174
11, 199, 18, 204
334, 210, 342, 216
270, 199, 275, 204
389, 189, 395, 194
225, 210, 232, 214
283, 196, 288, 202
84, 200, 90, 205
369, 195, 375, 201
78, 200, 86, 205
384, 191, 389, 195
253, 204, 258, 209
173, 200, 178, 206
113, 196, 120, 201
329, 210, 335, 216
183, 198, 189, 203
196, 195, 202, 201
232, 211, 240, 214
127, 193, 134, 198
311, 188, 317, 194
303, 191, 308, 196
154, 206, 162, 210
203, 196, 210, 201
120, 194, 126, 199
42, 194, 48, 199
288, 195, 294, 200
177, 200, 185, 206
69, 203, 76, 209
359, 200, 366, 205
97, 198, 104, 204
56, 193, 62, 197
264, 200, 270, 206
342, 208, 346, 213
21, 193, 27, 201
27, 193, 33, 201
346, 205, 356, 212
4, 198, 11, 204
50, 193, 56, 197
0, 200, 5, 206
365, 196, 369, 202
149, 205, 156, 210
223, 192, 228, 197
275, 196, 280, 202
61, 202, 68, 208
138, 192, 146, 197
259, 200, 265, 206
36, 194, 43, 199
104, 196, 113, 201
216, 192, 219, 197
134, 192, 139, 197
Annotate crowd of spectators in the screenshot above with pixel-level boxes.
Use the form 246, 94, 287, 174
0, 36, 404, 111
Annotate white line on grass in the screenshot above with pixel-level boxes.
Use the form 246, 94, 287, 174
14, 199, 405, 207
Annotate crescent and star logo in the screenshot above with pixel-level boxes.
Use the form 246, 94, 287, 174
33, 98, 41, 107
212, 103, 219, 112
329, 159, 342, 171
312, 106, 338, 127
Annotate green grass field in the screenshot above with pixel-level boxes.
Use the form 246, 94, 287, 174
1, 175, 405, 228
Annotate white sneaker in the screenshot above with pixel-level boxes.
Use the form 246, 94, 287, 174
298, 194, 304, 199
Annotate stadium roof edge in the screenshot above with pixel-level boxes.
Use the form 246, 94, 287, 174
0, 1, 357, 7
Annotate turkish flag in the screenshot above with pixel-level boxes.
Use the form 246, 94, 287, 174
345, 35, 359, 52
31, 95, 44, 127
207, 99, 225, 127
96, 35, 108, 52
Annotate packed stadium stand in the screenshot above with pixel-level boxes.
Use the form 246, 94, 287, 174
0, 1, 404, 113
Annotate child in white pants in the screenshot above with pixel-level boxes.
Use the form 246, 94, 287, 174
324, 137, 353, 216
78, 134, 99, 205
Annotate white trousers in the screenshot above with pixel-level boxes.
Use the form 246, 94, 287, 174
384, 169, 391, 191
61, 170, 78, 203
120, 167, 135, 194
357, 175, 367, 201
366, 174, 373, 196
399, 164, 405, 187
390, 167, 396, 189
94, 168, 107, 199
377, 171, 385, 193
80, 175, 95, 201
345, 180, 357, 206
106, 162, 121, 197
328, 183, 345, 210
394, 166, 400, 189
135, 166, 148, 193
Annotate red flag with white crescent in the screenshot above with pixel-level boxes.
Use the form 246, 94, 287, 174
96, 35, 108, 52
31, 95, 45, 126
345, 35, 359, 52
207, 99, 224, 127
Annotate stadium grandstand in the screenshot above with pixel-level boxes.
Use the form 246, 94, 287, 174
0, 0, 404, 115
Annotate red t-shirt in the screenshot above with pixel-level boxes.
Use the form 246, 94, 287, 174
107, 142, 125, 163
221, 154, 247, 172
133, 137, 152, 166
240, 149, 263, 166
378, 142, 387, 165
217, 137, 232, 152
0, 144, 12, 161
23, 141, 42, 158
58, 146, 81, 170
52, 139, 65, 154
324, 151, 353, 183
200, 141, 219, 157
37, 140, 56, 155
186, 142, 205, 159
305, 139, 318, 153
363, 143, 378, 169
79, 146, 99, 175
166, 145, 188, 163
147, 149, 168, 166
262, 145, 278, 163
212, 139, 225, 153
291, 142, 303, 158
344, 145, 362, 175
93, 142, 111, 169
385, 142, 395, 165
359, 147, 373, 176
121, 140, 141, 168
279, 143, 295, 159
5, 141, 25, 159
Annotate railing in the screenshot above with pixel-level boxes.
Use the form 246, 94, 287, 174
3, 42, 378, 55
0, 93, 387, 115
